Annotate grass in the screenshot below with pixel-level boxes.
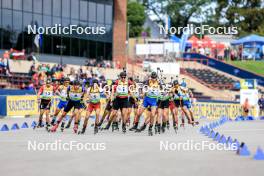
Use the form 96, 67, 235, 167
226, 60, 264, 76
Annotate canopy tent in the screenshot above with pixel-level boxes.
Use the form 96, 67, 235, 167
187, 35, 225, 49
231, 34, 264, 60
231, 34, 264, 45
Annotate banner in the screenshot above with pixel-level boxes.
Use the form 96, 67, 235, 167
2, 95, 257, 118
6, 96, 38, 116
240, 79, 257, 89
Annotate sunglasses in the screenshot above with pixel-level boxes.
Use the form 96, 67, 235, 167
121, 77, 126, 79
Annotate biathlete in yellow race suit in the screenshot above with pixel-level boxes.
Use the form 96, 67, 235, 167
50, 80, 85, 133
133, 72, 160, 136
79, 79, 103, 134
51, 77, 70, 128
36, 79, 55, 129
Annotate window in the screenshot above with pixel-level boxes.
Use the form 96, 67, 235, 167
2, 0, 12, 9
62, 18, 70, 27
13, 0, 23, 10
71, 0, 79, 19
33, 0, 42, 14
43, 0, 52, 15
23, 0, 32, 12
23, 12, 33, 30
43, 15, 52, 27
88, 2, 96, 22
53, 17, 61, 25
2, 9, 12, 29
53, 0, 61, 17
62, 0, 70, 18
13, 11, 23, 30
33, 14, 42, 27
105, 5, 112, 24
80, 0, 88, 21
71, 38, 80, 56
97, 3, 104, 24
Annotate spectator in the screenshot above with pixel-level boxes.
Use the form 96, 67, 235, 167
242, 98, 250, 117
258, 95, 264, 116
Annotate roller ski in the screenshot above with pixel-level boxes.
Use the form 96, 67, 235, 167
112, 122, 119, 132
60, 122, 65, 132
94, 125, 99, 135
148, 127, 153, 136
122, 123, 126, 134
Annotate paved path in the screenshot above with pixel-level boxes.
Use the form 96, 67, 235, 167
0, 118, 263, 176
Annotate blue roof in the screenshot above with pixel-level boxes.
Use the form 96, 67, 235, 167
231, 34, 264, 45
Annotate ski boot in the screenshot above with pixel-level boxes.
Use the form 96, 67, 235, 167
173, 122, 178, 133
161, 122, 166, 133
135, 124, 146, 133
50, 124, 58, 132
78, 127, 86, 135
112, 122, 119, 132
60, 122, 65, 132
122, 123, 126, 134
129, 123, 138, 131
148, 127, 153, 136
94, 125, 99, 135
166, 121, 170, 130
51, 118, 56, 126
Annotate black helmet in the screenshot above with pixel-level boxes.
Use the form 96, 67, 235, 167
73, 80, 80, 85
173, 80, 179, 86
92, 79, 99, 84
151, 72, 157, 79
64, 77, 70, 82
120, 72, 126, 78
46, 79, 52, 84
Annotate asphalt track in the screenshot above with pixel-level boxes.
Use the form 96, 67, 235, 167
0, 117, 263, 176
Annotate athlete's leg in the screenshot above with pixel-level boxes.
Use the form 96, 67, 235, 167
37, 109, 45, 127
130, 106, 145, 131
80, 110, 92, 134
45, 109, 51, 127
51, 108, 61, 125
121, 107, 128, 132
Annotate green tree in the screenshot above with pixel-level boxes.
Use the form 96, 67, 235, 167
215, 0, 264, 36
142, 0, 212, 36
127, 2, 146, 37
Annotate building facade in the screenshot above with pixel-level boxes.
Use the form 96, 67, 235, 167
0, 0, 127, 65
